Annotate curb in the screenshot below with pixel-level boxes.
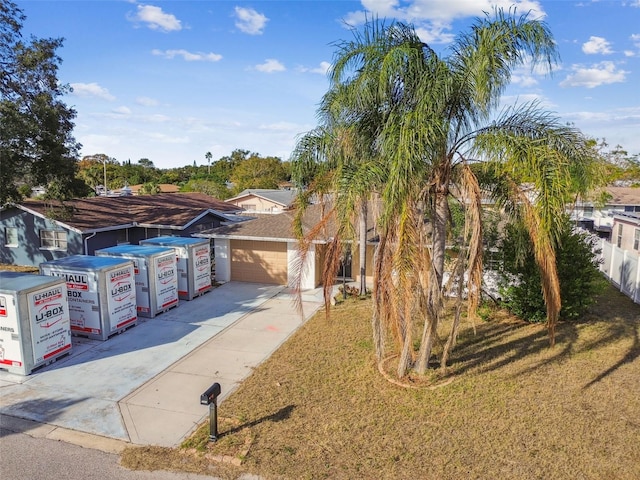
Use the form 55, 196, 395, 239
0, 413, 129, 454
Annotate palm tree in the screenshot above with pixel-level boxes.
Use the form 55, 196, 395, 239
292, 10, 601, 378
205, 151, 212, 176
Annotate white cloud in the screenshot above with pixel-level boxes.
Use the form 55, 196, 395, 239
626, 33, 640, 56
298, 61, 331, 75
560, 61, 628, 88
129, 4, 182, 32
70, 82, 115, 101
511, 74, 538, 87
136, 96, 159, 107
258, 121, 301, 132
112, 106, 132, 116
345, 0, 546, 44
582, 36, 613, 55
234, 7, 268, 35
500, 93, 554, 109
151, 49, 222, 62
255, 59, 286, 73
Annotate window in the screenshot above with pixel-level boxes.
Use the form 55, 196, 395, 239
4, 227, 18, 247
40, 229, 67, 250
616, 223, 623, 248
582, 206, 594, 216
634, 229, 640, 251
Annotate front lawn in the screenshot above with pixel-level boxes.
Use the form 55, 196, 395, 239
122, 285, 640, 480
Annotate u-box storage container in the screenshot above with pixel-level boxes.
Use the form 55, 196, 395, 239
95, 245, 179, 318
139, 237, 212, 300
40, 255, 137, 340
0, 271, 72, 375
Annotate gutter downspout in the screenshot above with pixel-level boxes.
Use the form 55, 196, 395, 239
83, 232, 97, 255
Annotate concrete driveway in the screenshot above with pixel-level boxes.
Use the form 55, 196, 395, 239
0, 282, 324, 448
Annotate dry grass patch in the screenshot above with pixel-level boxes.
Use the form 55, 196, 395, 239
122, 286, 640, 480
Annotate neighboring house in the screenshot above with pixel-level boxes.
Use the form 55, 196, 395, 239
572, 186, 640, 238
225, 189, 298, 214
611, 212, 640, 252
1, 193, 242, 267
195, 203, 377, 289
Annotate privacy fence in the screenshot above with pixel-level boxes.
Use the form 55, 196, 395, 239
597, 238, 640, 305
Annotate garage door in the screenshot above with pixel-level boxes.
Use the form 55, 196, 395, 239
230, 240, 288, 284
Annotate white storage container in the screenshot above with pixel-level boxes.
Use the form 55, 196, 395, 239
0, 271, 72, 375
140, 237, 212, 300
95, 245, 179, 318
40, 255, 137, 340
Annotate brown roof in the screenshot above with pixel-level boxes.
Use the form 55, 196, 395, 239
19, 193, 241, 233
127, 184, 181, 194
198, 204, 328, 241
606, 186, 640, 205
197, 202, 380, 243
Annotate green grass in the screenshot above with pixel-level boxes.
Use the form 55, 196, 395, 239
121, 285, 640, 480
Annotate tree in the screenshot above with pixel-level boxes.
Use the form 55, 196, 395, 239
205, 151, 212, 176
0, 0, 80, 204
292, 11, 601, 378
229, 154, 289, 193
138, 182, 160, 195
498, 217, 606, 322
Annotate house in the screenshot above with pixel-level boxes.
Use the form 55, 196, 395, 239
611, 212, 640, 252
572, 186, 640, 238
1, 193, 242, 267
194, 203, 377, 289
225, 189, 298, 214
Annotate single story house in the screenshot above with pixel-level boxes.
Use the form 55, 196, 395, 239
225, 189, 298, 214
195, 203, 377, 289
1, 193, 242, 267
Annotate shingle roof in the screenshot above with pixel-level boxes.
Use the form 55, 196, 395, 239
606, 187, 640, 206
16, 193, 241, 233
198, 203, 328, 241
197, 202, 380, 244
226, 189, 298, 208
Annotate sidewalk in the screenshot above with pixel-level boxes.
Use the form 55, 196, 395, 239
0, 282, 325, 450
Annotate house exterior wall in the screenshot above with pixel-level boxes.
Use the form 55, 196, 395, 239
612, 217, 640, 252
227, 195, 283, 213
1, 207, 83, 266
288, 241, 318, 289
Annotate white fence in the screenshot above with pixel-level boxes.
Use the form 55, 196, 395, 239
597, 238, 640, 304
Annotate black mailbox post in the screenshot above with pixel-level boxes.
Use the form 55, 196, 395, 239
200, 382, 221, 442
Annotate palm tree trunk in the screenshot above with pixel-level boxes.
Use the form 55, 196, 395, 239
359, 201, 368, 295
416, 190, 448, 373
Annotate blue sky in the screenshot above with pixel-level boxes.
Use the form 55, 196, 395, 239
17, 0, 640, 170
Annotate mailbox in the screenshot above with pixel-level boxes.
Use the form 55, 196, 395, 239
200, 382, 221, 441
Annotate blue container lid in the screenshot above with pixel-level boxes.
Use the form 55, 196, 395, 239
96, 245, 174, 257
40, 254, 132, 271
141, 236, 208, 247
0, 271, 65, 293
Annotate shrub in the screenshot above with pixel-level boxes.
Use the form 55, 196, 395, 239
497, 218, 607, 322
